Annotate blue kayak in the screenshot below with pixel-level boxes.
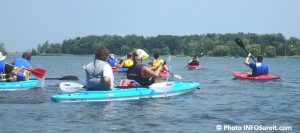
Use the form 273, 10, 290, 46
118, 68, 128, 73
51, 81, 200, 102
0, 79, 40, 91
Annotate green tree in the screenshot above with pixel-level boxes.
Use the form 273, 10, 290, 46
264, 45, 276, 57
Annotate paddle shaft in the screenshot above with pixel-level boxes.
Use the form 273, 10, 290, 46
235, 38, 256, 62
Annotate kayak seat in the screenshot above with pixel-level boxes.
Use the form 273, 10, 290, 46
118, 79, 140, 89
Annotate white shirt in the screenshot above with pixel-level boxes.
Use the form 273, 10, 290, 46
103, 64, 114, 89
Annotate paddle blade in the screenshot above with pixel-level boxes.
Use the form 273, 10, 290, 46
173, 74, 182, 79
59, 82, 84, 93
150, 82, 174, 93
199, 52, 204, 57
235, 38, 245, 49
30, 68, 46, 78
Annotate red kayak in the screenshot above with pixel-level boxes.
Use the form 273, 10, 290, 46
232, 71, 280, 80
112, 67, 119, 72
187, 65, 201, 70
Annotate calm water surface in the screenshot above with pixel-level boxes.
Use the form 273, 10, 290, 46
0, 55, 299, 133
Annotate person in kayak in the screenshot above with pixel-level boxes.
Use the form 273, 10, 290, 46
107, 54, 118, 67
127, 49, 163, 86
0, 52, 25, 82
117, 53, 133, 68
84, 48, 114, 91
148, 52, 169, 72
188, 55, 200, 66
244, 53, 268, 76
11, 52, 32, 81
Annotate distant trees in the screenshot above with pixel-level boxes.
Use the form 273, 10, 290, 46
31, 33, 300, 57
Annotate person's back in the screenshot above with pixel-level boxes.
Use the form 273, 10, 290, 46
127, 64, 154, 86
107, 54, 117, 67
189, 55, 199, 66
11, 52, 32, 81
119, 53, 133, 68
245, 53, 268, 76
84, 48, 114, 91
127, 49, 161, 86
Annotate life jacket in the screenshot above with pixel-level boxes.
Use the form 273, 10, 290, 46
151, 58, 164, 67
108, 57, 117, 67
127, 64, 154, 86
13, 57, 31, 80
84, 60, 109, 91
0, 61, 14, 82
123, 59, 133, 68
189, 58, 199, 65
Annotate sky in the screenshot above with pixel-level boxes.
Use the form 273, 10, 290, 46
1, 0, 300, 52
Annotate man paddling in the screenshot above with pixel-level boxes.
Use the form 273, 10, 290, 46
84, 48, 114, 91
11, 52, 32, 81
244, 53, 268, 76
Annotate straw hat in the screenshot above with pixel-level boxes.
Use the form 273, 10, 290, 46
0, 52, 6, 61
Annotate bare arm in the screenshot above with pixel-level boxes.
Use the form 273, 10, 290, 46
142, 65, 161, 78
103, 76, 111, 89
244, 53, 251, 66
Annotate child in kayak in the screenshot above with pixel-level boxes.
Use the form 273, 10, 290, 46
244, 53, 268, 76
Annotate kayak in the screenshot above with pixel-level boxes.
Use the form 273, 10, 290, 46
112, 67, 119, 72
118, 68, 128, 73
0, 79, 40, 91
51, 81, 200, 102
232, 71, 280, 80
187, 65, 201, 70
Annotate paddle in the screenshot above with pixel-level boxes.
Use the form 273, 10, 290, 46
185, 52, 204, 68
45, 75, 79, 81
59, 81, 174, 93
25, 68, 46, 78
235, 38, 256, 62
7, 64, 46, 78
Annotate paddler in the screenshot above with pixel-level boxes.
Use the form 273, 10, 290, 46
0, 52, 25, 82
10, 52, 32, 81
127, 49, 162, 86
84, 48, 114, 91
117, 52, 133, 68
244, 53, 269, 76
188, 55, 200, 66
148, 52, 169, 72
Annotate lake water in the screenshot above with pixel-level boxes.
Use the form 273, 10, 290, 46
0, 55, 299, 133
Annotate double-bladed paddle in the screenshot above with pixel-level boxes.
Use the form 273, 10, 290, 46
235, 38, 256, 62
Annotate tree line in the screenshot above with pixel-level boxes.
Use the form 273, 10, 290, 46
2, 33, 300, 57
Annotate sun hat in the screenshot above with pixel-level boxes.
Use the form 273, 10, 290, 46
0, 52, 6, 61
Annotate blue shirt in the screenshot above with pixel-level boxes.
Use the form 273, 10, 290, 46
249, 62, 268, 76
